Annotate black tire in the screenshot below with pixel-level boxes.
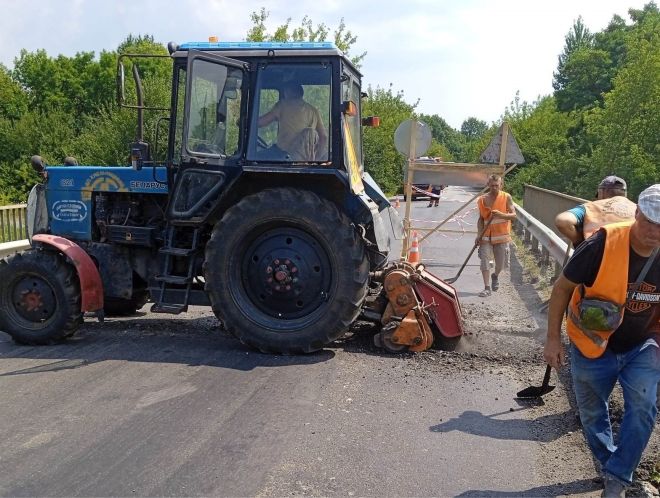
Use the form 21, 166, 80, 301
104, 291, 149, 316
204, 188, 369, 353
434, 334, 461, 351
0, 250, 82, 345
430, 321, 461, 351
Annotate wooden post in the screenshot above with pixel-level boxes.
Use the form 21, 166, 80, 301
400, 120, 417, 260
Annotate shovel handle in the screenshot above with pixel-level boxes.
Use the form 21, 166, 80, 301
541, 364, 552, 388
445, 217, 494, 284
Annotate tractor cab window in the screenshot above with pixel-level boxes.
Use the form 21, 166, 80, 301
248, 63, 331, 163
185, 58, 243, 158
341, 73, 363, 170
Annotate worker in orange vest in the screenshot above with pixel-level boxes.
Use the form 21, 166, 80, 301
544, 184, 660, 496
555, 176, 636, 248
475, 174, 516, 297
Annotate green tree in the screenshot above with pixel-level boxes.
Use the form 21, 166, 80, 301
0, 64, 27, 121
246, 8, 366, 66
503, 95, 579, 198
418, 113, 461, 159
554, 48, 613, 111
553, 17, 594, 96
460, 117, 488, 140
361, 85, 416, 194
586, 9, 660, 199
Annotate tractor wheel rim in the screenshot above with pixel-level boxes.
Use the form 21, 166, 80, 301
11, 275, 56, 322
241, 226, 332, 320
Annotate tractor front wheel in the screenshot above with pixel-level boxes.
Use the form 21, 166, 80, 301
0, 250, 83, 345
204, 188, 369, 353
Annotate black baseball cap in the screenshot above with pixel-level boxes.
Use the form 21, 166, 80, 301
598, 175, 627, 190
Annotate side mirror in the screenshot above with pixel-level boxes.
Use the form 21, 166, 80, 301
362, 116, 380, 127
31, 155, 45, 173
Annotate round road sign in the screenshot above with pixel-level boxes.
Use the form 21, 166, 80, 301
394, 119, 432, 158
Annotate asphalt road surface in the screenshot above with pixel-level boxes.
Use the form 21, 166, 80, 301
0, 187, 609, 497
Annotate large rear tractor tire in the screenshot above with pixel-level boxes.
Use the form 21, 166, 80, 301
0, 250, 83, 345
204, 188, 370, 353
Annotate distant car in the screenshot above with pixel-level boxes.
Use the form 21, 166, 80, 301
402, 184, 432, 201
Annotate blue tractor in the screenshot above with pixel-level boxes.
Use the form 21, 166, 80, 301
0, 41, 399, 353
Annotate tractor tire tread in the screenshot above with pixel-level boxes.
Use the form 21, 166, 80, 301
205, 187, 368, 354
0, 250, 82, 345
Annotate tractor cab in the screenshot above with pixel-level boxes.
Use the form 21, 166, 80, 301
163, 42, 373, 203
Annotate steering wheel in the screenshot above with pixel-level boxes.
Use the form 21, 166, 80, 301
256, 135, 269, 150
195, 142, 219, 154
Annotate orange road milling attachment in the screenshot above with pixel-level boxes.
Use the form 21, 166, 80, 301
369, 262, 464, 353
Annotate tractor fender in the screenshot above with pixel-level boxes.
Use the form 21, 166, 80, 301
32, 234, 104, 312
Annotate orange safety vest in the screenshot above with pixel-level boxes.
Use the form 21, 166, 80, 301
478, 191, 511, 245
567, 221, 632, 358
583, 196, 636, 239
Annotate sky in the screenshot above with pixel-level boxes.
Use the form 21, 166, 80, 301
0, 0, 649, 129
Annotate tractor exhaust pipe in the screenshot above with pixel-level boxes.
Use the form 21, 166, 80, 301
132, 64, 144, 143
129, 63, 150, 170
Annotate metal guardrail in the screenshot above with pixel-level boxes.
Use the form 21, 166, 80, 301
0, 203, 28, 242
513, 203, 572, 276
0, 239, 30, 258
523, 185, 586, 239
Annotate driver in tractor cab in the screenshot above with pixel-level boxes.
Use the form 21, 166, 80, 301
257, 82, 328, 161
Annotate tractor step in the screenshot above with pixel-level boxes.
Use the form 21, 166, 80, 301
150, 303, 188, 314
159, 247, 198, 257
155, 275, 193, 285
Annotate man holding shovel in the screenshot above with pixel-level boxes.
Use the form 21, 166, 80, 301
475, 175, 516, 297
544, 184, 660, 497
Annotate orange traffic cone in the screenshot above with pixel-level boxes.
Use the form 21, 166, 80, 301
394, 198, 400, 209
408, 231, 421, 264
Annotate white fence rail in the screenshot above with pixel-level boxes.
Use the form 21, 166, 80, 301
513, 202, 572, 277
0, 203, 28, 242
0, 239, 30, 258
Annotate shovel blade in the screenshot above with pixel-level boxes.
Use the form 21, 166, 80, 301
516, 384, 556, 399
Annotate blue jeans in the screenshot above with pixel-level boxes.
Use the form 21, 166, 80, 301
571, 340, 660, 485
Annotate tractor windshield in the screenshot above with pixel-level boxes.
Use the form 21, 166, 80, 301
248, 63, 331, 163
185, 58, 243, 158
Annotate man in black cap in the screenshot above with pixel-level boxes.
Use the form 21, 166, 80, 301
555, 176, 636, 248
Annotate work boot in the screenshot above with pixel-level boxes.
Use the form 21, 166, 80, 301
491, 274, 499, 291
601, 476, 626, 497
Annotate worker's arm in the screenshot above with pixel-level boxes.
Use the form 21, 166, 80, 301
258, 102, 280, 128
257, 110, 277, 127
555, 211, 583, 246
475, 213, 484, 246
491, 193, 517, 220
544, 274, 579, 369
